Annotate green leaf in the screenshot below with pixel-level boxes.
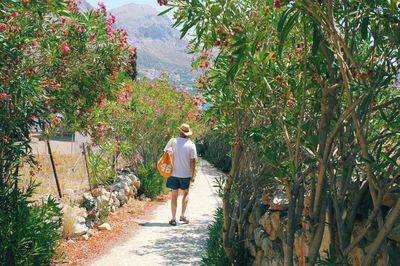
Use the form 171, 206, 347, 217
158, 7, 174, 17
312, 23, 321, 55
277, 8, 299, 56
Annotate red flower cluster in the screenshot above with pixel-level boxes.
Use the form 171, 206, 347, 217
0, 92, 11, 101
274, 0, 282, 8
42, 79, 61, 90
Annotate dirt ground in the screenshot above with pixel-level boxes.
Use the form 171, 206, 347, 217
54, 195, 170, 266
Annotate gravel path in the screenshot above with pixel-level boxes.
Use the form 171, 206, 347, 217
89, 159, 223, 266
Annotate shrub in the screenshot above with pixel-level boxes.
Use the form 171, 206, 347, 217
201, 207, 231, 266
88, 152, 116, 187
200, 133, 231, 172
0, 182, 61, 265
99, 199, 110, 223
137, 162, 166, 199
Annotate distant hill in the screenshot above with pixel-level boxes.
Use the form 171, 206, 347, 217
111, 3, 196, 87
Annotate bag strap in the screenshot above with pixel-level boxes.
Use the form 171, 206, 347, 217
169, 138, 175, 148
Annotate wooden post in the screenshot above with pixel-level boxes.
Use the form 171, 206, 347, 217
82, 144, 92, 194
46, 139, 62, 198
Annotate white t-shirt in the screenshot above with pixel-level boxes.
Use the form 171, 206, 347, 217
164, 137, 197, 178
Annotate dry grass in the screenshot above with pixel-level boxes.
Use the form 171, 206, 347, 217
20, 153, 89, 200
62, 205, 77, 238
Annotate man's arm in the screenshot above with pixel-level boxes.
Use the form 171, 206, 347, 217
190, 158, 196, 182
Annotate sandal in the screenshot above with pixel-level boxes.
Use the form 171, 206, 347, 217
169, 219, 177, 226
179, 216, 189, 224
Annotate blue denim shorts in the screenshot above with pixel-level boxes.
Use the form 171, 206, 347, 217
166, 176, 191, 190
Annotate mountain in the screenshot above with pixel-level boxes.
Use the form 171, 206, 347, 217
111, 3, 196, 87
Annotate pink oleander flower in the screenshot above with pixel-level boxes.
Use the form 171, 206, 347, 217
58, 16, 66, 23
30, 115, 36, 121
155, 107, 161, 114
177, 102, 184, 109
89, 34, 95, 42
117, 91, 128, 103
107, 24, 113, 37
98, 1, 107, 15
11, 12, 19, 18
0, 23, 7, 31
108, 13, 116, 24
1, 92, 8, 101
61, 42, 70, 53
31, 40, 38, 46
187, 111, 195, 120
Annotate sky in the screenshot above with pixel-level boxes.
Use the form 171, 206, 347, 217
86, 0, 166, 11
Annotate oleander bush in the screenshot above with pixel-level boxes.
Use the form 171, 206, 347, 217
164, 0, 400, 264
0, 182, 61, 265
0, 0, 134, 263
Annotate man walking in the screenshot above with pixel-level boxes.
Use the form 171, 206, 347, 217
164, 123, 197, 226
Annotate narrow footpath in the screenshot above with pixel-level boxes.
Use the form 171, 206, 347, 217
89, 159, 223, 266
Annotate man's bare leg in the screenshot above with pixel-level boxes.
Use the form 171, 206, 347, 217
171, 189, 178, 221
181, 189, 189, 218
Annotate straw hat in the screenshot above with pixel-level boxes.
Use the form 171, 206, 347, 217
178, 123, 193, 136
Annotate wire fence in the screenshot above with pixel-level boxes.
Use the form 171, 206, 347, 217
21, 133, 92, 200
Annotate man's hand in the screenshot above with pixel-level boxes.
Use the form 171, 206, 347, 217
190, 176, 195, 183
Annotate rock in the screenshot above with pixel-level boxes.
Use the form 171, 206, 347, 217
67, 239, 75, 244
112, 198, 120, 208
117, 189, 128, 205
259, 211, 280, 241
110, 205, 116, 212
248, 241, 257, 257
73, 223, 88, 236
85, 217, 100, 228
112, 182, 122, 191
83, 196, 97, 216
92, 187, 107, 197
121, 182, 129, 192
255, 250, 264, 266
77, 216, 86, 224
118, 175, 132, 186
98, 223, 111, 231
139, 194, 146, 201
103, 191, 111, 199
254, 227, 265, 247
83, 192, 93, 200
132, 180, 141, 190
125, 186, 132, 197
262, 193, 272, 206
81, 234, 90, 241
87, 229, 95, 237
130, 185, 138, 196
269, 192, 289, 211
261, 237, 272, 254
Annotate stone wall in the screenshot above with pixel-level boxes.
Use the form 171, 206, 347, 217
55, 169, 141, 240
244, 188, 400, 266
